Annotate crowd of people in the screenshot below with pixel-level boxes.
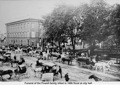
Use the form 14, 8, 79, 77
0, 45, 114, 81
0, 45, 72, 82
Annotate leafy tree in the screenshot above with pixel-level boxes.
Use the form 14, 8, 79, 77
78, 0, 111, 55
42, 0, 112, 55
107, 4, 120, 47
42, 5, 76, 52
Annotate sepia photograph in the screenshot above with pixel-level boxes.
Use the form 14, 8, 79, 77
0, 0, 120, 83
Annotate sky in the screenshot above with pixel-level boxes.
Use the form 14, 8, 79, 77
0, 0, 120, 34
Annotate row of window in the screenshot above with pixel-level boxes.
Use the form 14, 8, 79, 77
9, 39, 35, 46
7, 32, 30, 38
10, 39, 28, 44
7, 22, 38, 33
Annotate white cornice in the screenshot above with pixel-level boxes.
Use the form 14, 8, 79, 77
6, 18, 42, 26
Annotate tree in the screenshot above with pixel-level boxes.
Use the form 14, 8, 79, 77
78, 0, 110, 55
107, 4, 120, 47
105, 4, 120, 63
42, 0, 112, 55
42, 5, 76, 52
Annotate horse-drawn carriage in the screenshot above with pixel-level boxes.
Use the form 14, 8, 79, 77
41, 62, 62, 81
50, 52, 61, 60
32, 60, 62, 81
61, 52, 75, 65
14, 64, 30, 80
75, 49, 95, 69
76, 57, 92, 66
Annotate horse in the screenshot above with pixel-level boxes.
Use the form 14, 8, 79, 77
10, 56, 19, 67
36, 51, 43, 59
14, 64, 29, 79
30, 59, 44, 77
93, 62, 110, 72
42, 51, 50, 60
50, 52, 61, 60
89, 75, 102, 81
30, 63, 43, 77
36, 59, 43, 67
51, 65, 62, 78
76, 57, 92, 66
18, 57, 25, 65
0, 55, 12, 66
0, 69, 13, 81
61, 54, 74, 65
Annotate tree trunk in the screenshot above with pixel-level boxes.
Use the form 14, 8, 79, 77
41, 39, 44, 51
58, 41, 61, 53
71, 37, 75, 54
52, 38, 54, 47
90, 40, 96, 56
82, 41, 85, 48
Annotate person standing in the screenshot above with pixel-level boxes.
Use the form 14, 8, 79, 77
64, 73, 70, 82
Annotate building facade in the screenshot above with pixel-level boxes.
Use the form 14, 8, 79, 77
6, 18, 43, 47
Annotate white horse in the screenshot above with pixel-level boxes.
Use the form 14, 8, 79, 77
94, 62, 110, 72
42, 52, 50, 60
29, 50, 35, 57
61, 53, 66, 58
30, 63, 42, 77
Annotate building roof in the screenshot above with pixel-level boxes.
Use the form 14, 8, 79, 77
6, 18, 42, 26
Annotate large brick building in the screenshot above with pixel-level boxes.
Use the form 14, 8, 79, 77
6, 18, 43, 47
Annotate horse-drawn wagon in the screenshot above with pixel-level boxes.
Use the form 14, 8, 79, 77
41, 62, 62, 81
32, 59, 62, 80
61, 53, 75, 65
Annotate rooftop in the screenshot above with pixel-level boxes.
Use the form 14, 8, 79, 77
6, 18, 42, 25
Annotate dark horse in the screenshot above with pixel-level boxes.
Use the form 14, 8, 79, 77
0, 70, 13, 81
0, 55, 12, 65
14, 65, 27, 79
36, 59, 43, 67
89, 75, 102, 81
61, 55, 74, 65
52, 65, 62, 78
76, 57, 95, 66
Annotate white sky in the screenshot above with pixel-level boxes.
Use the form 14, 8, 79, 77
0, 0, 120, 34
